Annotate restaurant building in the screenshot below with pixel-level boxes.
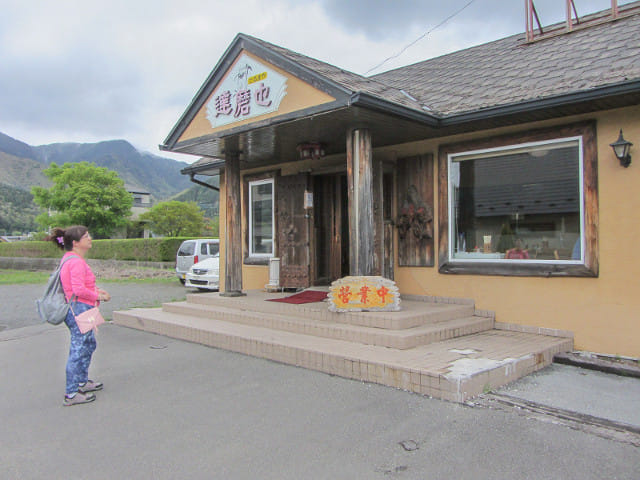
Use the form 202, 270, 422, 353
164, 3, 640, 358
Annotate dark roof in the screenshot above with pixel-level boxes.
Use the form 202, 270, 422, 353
244, 35, 426, 111
242, 4, 640, 117
372, 4, 640, 116
181, 157, 225, 176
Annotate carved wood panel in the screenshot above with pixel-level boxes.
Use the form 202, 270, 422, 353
276, 173, 310, 288
396, 154, 435, 267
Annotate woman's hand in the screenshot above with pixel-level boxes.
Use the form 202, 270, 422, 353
97, 288, 111, 302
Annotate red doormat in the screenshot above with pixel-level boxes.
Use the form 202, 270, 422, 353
267, 290, 328, 304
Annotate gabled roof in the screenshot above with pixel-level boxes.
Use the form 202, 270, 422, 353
244, 35, 427, 112
162, 32, 434, 152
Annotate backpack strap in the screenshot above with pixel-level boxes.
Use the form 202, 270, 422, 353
58, 254, 80, 304
59, 254, 80, 268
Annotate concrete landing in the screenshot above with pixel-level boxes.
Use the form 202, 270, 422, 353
113, 290, 573, 403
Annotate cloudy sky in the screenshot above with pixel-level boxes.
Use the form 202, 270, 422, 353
0, 0, 628, 163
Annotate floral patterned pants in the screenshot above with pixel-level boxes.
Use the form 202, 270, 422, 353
64, 301, 97, 395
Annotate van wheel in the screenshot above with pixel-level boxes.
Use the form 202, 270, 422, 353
179, 278, 186, 285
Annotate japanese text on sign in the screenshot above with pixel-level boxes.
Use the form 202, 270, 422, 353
206, 53, 288, 129
329, 276, 400, 312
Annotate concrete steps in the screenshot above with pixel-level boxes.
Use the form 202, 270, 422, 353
162, 300, 493, 350
112, 291, 573, 403
186, 292, 476, 330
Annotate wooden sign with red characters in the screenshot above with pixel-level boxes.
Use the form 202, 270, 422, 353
328, 276, 400, 312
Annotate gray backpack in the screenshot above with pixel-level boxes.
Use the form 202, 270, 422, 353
36, 255, 78, 325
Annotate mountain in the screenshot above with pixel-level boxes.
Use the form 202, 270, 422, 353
0, 131, 201, 234
0, 131, 194, 198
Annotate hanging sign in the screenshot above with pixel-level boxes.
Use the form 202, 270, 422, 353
328, 276, 401, 312
206, 53, 288, 129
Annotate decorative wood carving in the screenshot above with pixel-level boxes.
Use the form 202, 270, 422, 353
276, 173, 310, 288
396, 154, 434, 267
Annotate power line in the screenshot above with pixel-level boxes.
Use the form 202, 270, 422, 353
364, 0, 479, 76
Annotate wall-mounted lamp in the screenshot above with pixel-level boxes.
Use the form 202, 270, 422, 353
610, 129, 633, 168
297, 142, 325, 160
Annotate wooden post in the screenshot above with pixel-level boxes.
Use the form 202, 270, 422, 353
221, 150, 245, 296
346, 128, 379, 276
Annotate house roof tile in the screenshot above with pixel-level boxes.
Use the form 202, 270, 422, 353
372, 7, 640, 115
246, 4, 640, 117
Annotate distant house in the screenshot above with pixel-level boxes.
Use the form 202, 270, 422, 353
162, 3, 640, 357
124, 186, 152, 238
127, 187, 152, 218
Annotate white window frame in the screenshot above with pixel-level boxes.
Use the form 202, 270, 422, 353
248, 178, 275, 258
447, 136, 584, 265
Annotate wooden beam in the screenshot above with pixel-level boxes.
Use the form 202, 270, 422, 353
221, 150, 245, 296
346, 128, 379, 276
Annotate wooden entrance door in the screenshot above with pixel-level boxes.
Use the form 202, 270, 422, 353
313, 174, 349, 285
276, 174, 310, 288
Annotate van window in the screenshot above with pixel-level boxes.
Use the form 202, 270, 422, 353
178, 242, 195, 256
208, 243, 220, 256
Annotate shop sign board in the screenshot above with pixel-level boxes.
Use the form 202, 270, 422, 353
206, 53, 288, 129
328, 276, 401, 312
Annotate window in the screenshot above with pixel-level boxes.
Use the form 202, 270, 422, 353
438, 122, 598, 277
248, 179, 274, 257
207, 242, 220, 256
177, 241, 195, 256
449, 137, 583, 263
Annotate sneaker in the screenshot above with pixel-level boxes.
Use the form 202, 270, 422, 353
78, 380, 103, 393
63, 392, 96, 406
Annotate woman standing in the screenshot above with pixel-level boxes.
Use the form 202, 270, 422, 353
48, 225, 111, 406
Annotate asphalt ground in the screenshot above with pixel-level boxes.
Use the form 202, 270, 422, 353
1, 281, 639, 478
0, 282, 188, 331
1, 322, 639, 480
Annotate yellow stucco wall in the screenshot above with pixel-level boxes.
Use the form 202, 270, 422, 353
393, 106, 640, 358
221, 105, 640, 357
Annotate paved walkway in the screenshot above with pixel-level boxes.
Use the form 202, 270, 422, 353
495, 363, 640, 427
1, 323, 638, 479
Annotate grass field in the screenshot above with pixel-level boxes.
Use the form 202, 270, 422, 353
0, 269, 177, 285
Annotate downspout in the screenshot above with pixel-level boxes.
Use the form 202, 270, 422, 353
189, 173, 220, 192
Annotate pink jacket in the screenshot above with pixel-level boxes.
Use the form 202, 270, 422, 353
59, 252, 99, 305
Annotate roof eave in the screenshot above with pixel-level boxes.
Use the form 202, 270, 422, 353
350, 92, 440, 127
440, 79, 640, 127
181, 158, 226, 176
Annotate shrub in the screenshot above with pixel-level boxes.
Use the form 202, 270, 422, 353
0, 237, 218, 262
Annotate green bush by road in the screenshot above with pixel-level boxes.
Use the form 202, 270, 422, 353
0, 237, 215, 262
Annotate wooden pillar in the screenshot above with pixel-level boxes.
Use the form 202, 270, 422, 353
346, 128, 381, 276
221, 150, 245, 296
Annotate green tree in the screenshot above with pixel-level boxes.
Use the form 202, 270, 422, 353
139, 200, 205, 237
31, 162, 133, 238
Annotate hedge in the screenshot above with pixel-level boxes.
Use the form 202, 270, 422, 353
0, 237, 216, 262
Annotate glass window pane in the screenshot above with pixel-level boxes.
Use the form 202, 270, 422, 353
250, 181, 273, 255
450, 141, 582, 262
208, 243, 219, 256
178, 242, 195, 256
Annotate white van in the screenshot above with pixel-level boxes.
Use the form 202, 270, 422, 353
175, 239, 219, 284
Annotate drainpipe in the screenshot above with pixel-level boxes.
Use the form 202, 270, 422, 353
189, 173, 220, 192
